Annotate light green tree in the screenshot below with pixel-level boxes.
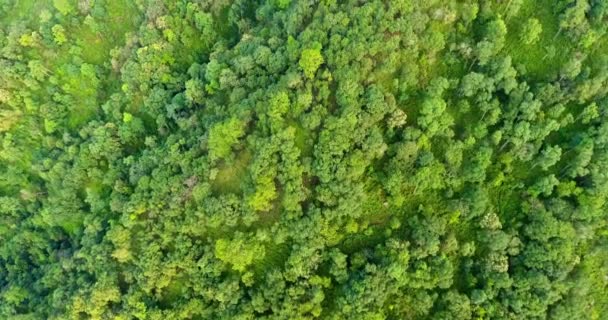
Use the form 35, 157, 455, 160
299, 45, 324, 79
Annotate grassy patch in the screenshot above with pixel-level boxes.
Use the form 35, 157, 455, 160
159, 276, 188, 308
75, 0, 140, 64
0, 0, 42, 26
252, 242, 290, 279
212, 150, 252, 194
291, 121, 314, 158
256, 198, 282, 227
505, 0, 573, 80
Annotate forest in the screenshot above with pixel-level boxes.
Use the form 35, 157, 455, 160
1, 0, 607, 319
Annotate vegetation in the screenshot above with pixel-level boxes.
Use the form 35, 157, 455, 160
1, 0, 607, 319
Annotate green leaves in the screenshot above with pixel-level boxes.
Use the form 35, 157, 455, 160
53, 0, 74, 15
535, 145, 562, 171
521, 18, 542, 45
215, 235, 265, 272
299, 45, 324, 79
1, 0, 608, 319
248, 174, 277, 212
208, 117, 246, 162
51, 24, 67, 45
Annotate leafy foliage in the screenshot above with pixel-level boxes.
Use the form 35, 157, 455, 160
0, 0, 607, 319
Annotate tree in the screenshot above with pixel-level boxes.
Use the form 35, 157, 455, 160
51, 24, 67, 45
207, 118, 246, 161
268, 91, 290, 127
578, 102, 599, 124
560, 53, 585, 80
299, 45, 324, 79
215, 234, 265, 272
418, 97, 450, 137
520, 18, 542, 45
248, 174, 277, 211
558, 0, 590, 38
53, 0, 74, 15
185, 78, 205, 104
476, 18, 507, 65
2, 1, 608, 318
460, 72, 492, 98
534, 145, 562, 171
528, 174, 559, 197
564, 136, 594, 178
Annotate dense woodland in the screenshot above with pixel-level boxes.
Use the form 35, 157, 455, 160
1, 0, 608, 319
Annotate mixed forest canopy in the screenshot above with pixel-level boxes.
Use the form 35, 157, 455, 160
1, 0, 608, 319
